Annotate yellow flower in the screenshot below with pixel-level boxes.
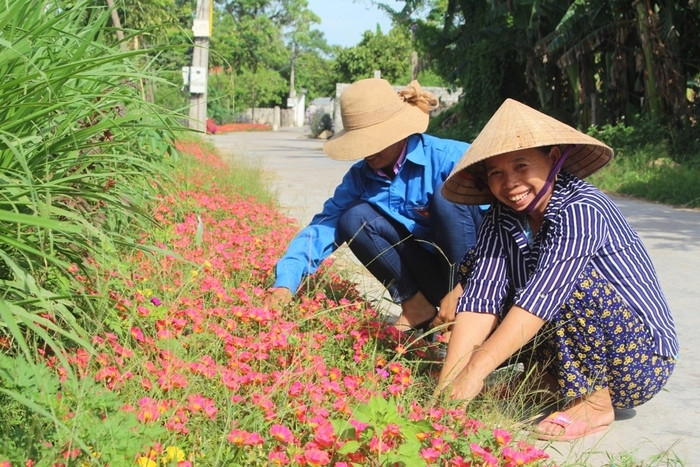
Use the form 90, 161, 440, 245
162, 446, 186, 463
136, 457, 157, 467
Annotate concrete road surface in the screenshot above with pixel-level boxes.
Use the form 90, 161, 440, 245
207, 126, 699, 466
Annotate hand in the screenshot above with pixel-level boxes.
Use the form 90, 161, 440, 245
431, 284, 463, 337
262, 287, 293, 310
449, 372, 484, 402
435, 370, 484, 403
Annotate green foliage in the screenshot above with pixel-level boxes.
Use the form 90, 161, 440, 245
585, 115, 700, 208
586, 117, 669, 155
208, 72, 238, 124
0, 354, 166, 464
400, 0, 699, 135
308, 109, 333, 138
235, 67, 290, 110
333, 27, 414, 84
152, 70, 190, 115
332, 395, 433, 466
0, 0, 181, 358
293, 46, 338, 100
208, 0, 334, 116
588, 143, 700, 208
427, 102, 486, 143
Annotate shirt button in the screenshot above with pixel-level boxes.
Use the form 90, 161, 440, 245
539, 293, 547, 298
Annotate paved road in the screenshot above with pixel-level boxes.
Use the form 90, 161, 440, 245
207, 127, 699, 465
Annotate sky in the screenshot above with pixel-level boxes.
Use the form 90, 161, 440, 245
306, 0, 394, 48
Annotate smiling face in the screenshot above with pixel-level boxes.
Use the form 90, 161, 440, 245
484, 147, 560, 217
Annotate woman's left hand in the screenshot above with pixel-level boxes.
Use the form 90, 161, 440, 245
434, 370, 484, 403
448, 373, 484, 402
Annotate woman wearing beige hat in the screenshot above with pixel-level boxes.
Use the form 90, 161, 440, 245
263, 78, 488, 332
436, 99, 678, 441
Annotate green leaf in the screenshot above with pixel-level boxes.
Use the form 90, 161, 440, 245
337, 439, 361, 455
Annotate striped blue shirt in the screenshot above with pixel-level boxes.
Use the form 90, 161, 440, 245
457, 172, 678, 357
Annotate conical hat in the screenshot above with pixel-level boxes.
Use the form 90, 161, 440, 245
442, 99, 614, 204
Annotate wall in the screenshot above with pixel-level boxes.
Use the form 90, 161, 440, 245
241, 83, 461, 131
332, 82, 462, 133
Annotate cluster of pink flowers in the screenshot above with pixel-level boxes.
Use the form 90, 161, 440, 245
6, 140, 553, 466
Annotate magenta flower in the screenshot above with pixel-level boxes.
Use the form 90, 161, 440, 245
502, 446, 531, 465
150, 297, 162, 306
303, 447, 330, 466
270, 423, 294, 444
268, 450, 290, 465
493, 427, 512, 445
470, 442, 499, 466
448, 456, 471, 467
420, 447, 441, 463
227, 428, 264, 446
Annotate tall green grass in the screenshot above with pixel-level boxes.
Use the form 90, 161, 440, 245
585, 118, 700, 208
0, 0, 187, 459
0, 0, 182, 398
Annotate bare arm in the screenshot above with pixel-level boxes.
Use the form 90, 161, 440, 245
436, 310, 497, 396
437, 305, 546, 401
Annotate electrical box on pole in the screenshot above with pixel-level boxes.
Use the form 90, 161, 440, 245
188, 0, 211, 132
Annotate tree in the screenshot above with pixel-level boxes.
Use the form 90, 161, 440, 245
208, 0, 332, 116
333, 27, 413, 84
389, 0, 699, 131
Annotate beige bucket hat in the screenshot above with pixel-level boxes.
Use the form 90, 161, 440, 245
323, 78, 438, 161
442, 98, 614, 204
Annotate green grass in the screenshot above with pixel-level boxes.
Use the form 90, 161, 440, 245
589, 143, 700, 208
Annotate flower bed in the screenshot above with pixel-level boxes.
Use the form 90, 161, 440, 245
1, 140, 552, 466
216, 122, 272, 133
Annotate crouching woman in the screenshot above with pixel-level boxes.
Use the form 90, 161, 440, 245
436, 99, 678, 441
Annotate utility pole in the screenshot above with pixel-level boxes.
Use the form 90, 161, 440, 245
188, 0, 212, 132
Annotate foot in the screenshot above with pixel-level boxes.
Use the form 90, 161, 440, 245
392, 292, 437, 332
535, 387, 615, 441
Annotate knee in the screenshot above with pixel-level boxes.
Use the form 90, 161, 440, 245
338, 201, 375, 242
430, 183, 451, 214
431, 183, 477, 221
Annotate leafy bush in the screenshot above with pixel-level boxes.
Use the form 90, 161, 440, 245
308, 108, 333, 138
586, 116, 668, 156
427, 102, 486, 144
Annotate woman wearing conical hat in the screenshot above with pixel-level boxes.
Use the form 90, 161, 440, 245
435, 99, 678, 441
263, 78, 488, 334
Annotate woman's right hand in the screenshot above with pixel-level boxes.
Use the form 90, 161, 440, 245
432, 284, 463, 337
262, 287, 293, 310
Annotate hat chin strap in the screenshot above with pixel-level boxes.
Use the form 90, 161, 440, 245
523, 145, 576, 214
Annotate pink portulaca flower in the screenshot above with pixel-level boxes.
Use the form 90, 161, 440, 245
493, 427, 512, 445
303, 447, 330, 466
270, 423, 295, 444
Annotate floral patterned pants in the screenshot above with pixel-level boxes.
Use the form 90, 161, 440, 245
533, 266, 676, 410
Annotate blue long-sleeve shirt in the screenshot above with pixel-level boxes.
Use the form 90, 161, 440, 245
273, 133, 470, 293
456, 172, 678, 357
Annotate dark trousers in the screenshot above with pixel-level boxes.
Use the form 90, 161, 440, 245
336, 185, 483, 306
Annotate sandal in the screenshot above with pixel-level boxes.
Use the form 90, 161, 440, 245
535, 411, 609, 441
